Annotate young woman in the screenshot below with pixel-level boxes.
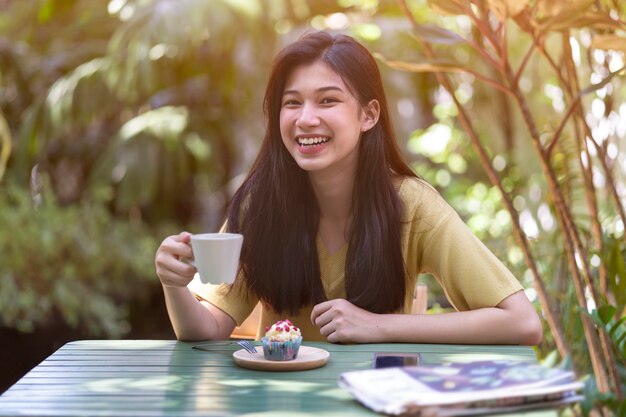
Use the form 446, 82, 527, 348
155, 31, 542, 345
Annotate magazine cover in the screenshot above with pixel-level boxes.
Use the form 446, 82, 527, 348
338, 359, 584, 416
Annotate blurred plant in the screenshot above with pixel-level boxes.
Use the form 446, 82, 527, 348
378, 0, 626, 412
1, 0, 281, 228
588, 235, 626, 413
0, 177, 158, 337
0, 0, 363, 338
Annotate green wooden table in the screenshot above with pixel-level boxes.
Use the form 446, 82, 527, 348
0, 340, 556, 416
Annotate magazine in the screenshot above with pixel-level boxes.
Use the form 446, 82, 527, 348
338, 359, 584, 416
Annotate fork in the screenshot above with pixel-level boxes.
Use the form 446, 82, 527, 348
236, 340, 258, 354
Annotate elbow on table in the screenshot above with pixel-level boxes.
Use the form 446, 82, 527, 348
174, 331, 205, 342
175, 330, 231, 342
173, 326, 230, 342
516, 314, 543, 345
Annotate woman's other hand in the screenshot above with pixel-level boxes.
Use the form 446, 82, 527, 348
155, 232, 197, 288
310, 299, 382, 343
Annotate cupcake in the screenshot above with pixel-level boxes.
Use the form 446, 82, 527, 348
262, 319, 302, 361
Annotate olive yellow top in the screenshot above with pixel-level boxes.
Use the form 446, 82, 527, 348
188, 177, 522, 341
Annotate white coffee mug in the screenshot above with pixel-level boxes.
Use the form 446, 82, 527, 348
190, 233, 243, 284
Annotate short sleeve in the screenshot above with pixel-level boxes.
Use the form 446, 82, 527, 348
421, 210, 522, 310
400, 178, 522, 311
188, 273, 259, 326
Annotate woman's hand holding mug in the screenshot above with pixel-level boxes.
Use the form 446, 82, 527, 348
155, 232, 197, 288
155, 231, 243, 288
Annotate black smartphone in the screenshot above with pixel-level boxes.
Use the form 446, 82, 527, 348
373, 352, 422, 369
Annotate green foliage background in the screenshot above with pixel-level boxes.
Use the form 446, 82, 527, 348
0, 180, 156, 337
0, 0, 625, 411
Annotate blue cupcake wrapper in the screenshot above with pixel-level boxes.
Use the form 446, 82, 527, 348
262, 336, 302, 361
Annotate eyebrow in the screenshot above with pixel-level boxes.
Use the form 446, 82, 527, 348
282, 86, 345, 96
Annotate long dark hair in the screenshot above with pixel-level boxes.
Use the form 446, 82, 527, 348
227, 31, 416, 315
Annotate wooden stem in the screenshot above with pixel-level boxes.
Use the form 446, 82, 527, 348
396, 0, 571, 360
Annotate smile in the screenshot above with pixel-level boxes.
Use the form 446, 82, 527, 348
297, 136, 330, 147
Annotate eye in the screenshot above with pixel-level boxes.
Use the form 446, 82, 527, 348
282, 99, 301, 107
320, 97, 339, 105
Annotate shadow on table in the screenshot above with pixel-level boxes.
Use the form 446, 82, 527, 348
163, 342, 361, 416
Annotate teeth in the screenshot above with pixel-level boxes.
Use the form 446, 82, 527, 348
297, 136, 329, 146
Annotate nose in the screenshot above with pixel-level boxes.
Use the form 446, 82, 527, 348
295, 103, 320, 128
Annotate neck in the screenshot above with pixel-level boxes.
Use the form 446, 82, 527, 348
308, 165, 355, 224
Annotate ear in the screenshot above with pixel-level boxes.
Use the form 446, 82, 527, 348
360, 99, 380, 133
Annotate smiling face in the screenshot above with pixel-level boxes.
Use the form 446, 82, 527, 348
279, 60, 376, 178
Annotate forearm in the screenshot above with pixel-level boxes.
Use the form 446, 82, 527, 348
374, 308, 541, 345
162, 285, 229, 341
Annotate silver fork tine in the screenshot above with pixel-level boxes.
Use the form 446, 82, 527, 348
236, 340, 257, 354
243, 341, 256, 353
244, 341, 257, 353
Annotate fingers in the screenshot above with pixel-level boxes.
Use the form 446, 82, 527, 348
311, 300, 374, 343
310, 300, 334, 326
157, 263, 194, 288
161, 233, 194, 259
173, 231, 192, 244
165, 232, 194, 258
157, 258, 196, 279
155, 232, 197, 288
311, 299, 347, 341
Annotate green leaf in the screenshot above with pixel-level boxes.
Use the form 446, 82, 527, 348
618, 400, 626, 417
608, 315, 626, 337
588, 309, 603, 327
606, 239, 626, 306
119, 107, 189, 141
37, 0, 54, 23
598, 305, 616, 324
